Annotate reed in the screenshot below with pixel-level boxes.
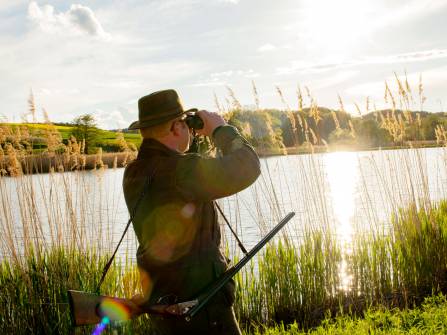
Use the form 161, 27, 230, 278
0, 247, 152, 334
1, 75, 447, 334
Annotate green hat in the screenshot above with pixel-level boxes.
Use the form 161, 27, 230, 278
128, 89, 194, 130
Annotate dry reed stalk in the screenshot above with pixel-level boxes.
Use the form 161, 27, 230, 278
348, 120, 356, 139
365, 96, 370, 114
337, 94, 345, 114
296, 86, 305, 130
354, 103, 363, 119
276, 85, 299, 146
226, 86, 242, 111
27, 89, 37, 123
418, 74, 426, 111
331, 110, 341, 130
252, 81, 260, 111
214, 92, 223, 114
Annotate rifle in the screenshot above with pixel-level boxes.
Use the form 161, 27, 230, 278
68, 212, 295, 326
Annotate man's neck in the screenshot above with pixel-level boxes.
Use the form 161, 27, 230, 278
144, 136, 181, 152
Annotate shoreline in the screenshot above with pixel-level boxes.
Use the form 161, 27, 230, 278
0, 141, 443, 175
0, 151, 136, 175
256, 140, 443, 157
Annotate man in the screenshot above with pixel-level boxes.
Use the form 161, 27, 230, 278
123, 89, 260, 334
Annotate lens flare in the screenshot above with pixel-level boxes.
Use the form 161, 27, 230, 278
92, 316, 109, 335
143, 203, 197, 264
98, 298, 131, 321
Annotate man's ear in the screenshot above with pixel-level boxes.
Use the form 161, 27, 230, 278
171, 121, 183, 137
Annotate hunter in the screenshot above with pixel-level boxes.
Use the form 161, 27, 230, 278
123, 89, 260, 334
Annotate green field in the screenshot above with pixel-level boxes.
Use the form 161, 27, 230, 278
0, 122, 142, 153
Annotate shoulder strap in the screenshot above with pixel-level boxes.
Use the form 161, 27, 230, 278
95, 170, 155, 293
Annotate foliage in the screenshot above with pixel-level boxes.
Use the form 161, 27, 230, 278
247, 294, 447, 334
0, 122, 141, 155
0, 248, 150, 335
225, 108, 447, 150
227, 109, 284, 149
70, 114, 100, 154
233, 201, 447, 330
2, 200, 447, 333
351, 119, 392, 147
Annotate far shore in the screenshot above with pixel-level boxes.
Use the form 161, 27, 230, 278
0, 140, 443, 175
258, 139, 442, 156
0, 151, 135, 175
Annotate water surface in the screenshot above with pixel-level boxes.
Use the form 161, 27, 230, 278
1, 147, 446, 264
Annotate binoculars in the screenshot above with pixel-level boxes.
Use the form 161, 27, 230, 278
185, 113, 204, 130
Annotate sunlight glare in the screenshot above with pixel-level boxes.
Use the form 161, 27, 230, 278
325, 152, 358, 291
301, 0, 373, 53
325, 152, 358, 243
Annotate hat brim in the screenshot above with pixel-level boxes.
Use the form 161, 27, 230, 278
128, 108, 198, 130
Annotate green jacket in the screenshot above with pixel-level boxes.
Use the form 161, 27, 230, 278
122, 125, 260, 305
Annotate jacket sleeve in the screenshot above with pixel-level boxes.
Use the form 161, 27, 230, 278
174, 125, 261, 201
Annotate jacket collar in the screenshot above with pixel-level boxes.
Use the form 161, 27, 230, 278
137, 138, 180, 160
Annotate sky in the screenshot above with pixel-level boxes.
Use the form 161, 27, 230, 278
0, 0, 446, 129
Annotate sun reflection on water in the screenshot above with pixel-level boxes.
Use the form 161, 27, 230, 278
324, 151, 359, 289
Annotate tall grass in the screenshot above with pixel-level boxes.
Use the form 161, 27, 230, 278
0, 247, 150, 334
1, 74, 447, 334
247, 294, 447, 335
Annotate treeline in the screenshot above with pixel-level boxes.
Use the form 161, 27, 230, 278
3, 109, 447, 156
225, 108, 447, 149
0, 114, 140, 157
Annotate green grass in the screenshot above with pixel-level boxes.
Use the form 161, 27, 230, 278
0, 247, 149, 334
97, 130, 142, 148
2, 200, 447, 334
231, 200, 447, 332
1, 122, 142, 152
247, 294, 447, 334
2, 125, 447, 333
2, 219, 447, 335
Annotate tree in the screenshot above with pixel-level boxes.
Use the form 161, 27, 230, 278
421, 114, 442, 140
71, 114, 100, 154
227, 110, 284, 149
353, 119, 392, 147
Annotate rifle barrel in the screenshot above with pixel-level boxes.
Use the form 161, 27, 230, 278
185, 212, 295, 319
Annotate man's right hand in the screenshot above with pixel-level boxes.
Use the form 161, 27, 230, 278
195, 110, 226, 137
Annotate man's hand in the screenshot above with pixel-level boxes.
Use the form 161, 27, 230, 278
195, 110, 226, 137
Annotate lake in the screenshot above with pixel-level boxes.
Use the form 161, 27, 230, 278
1, 147, 446, 265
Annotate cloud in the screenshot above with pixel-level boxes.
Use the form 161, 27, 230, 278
377, 49, 447, 64
344, 81, 385, 101
257, 43, 277, 52
276, 60, 342, 75
308, 71, 358, 90
211, 70, 234, 78
191, 78, 227, 87
193, 68, 259, 87
345, 66, 447, 103
370, 0, 447, 31
276, 49, 447, 75
93, 81, 142, 89
28, 2, 110, 40
94, 106, 133, 129
0, 1, 26, 12
37, 87, 80, 96
219, 0, 240, 3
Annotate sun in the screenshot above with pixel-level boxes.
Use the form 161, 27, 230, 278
300, 0, 373, 54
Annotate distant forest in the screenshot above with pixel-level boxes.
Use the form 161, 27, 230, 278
2, 107, 446, 156
225, 107, 447, 149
